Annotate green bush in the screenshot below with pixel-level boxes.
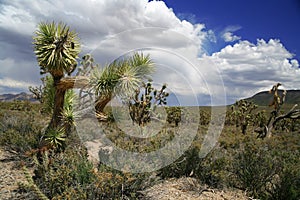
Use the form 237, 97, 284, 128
0, 110, 42, 152
30, 144, 157, 199
159, 146, 200, 178
231, 142, 281, 198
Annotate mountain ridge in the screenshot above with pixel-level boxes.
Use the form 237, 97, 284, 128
0, 92, 38, 102
244, 89, 300, 106
1, 90, 300, 105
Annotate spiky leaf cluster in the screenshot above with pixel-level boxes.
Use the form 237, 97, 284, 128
44, 127, 66, 149
33, 22, 80, 77
90, 53, 155, 98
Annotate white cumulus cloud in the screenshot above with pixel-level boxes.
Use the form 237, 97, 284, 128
222, 32, 241, 42
207, 39, 300, 102
221, 26, 241, 42
0, 0, 299, 105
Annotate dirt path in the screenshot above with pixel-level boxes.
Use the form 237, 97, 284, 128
0, 148, 32, 200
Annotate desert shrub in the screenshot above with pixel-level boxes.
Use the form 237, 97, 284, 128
195, 149, 232, 188
0, 110, 42, 152
158, 144, 232, 189
158, 146, 200, 178
89, 166, 158, 199
267, 167, 300, 200
30, 144, 158, 199
9, 100, 33, 111
261, 149, 300, 200
231, 142, 281, 198
32, 146, 94, 198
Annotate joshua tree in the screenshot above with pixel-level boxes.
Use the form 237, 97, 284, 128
229, 99, 258, 134
91, 53, 155, 118
33, 22, 155, 133
74, 53, 155, 120
255, 83, 300, 138
126, 79, 169, 126
33, 22, 80, 130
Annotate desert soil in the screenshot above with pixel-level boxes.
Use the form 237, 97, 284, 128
0, 148, 34, 200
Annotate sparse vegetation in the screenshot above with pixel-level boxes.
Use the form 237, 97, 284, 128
1, 97, 300, 199
0, 21, 299, 199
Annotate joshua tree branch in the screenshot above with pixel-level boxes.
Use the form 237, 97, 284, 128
56, 76, 90, 91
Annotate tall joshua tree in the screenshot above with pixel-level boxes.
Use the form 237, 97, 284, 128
33, 22, 80, 130
33, 21, 156, 132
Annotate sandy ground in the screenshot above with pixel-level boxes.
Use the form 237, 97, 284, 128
0, 148, 33, 200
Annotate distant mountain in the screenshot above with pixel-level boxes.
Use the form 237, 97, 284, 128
0, 92, 38, 102
245, 90, 300, 106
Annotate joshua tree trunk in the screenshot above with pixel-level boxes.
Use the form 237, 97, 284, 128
48, 76, 66, 130
56, 76, 109, 122
256, 104, 300, 138
95, 95, 112, 120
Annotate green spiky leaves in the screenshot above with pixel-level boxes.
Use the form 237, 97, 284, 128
91, 53, 155, 98
33, 22, 80, 77
44, 128, 66, 149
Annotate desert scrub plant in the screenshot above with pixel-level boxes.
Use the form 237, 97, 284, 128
0, 109, 42, 152
9, 100, 33, 111
20, 166, 49, 200
194, 148, 233, 189
158, 146, 201, 179
231, 141, 282, 198
158, 144, 232, 189
31, 143, 158, 199
32, 146, 95, 199
267, 165, 300, 200
86, 165, 159, 199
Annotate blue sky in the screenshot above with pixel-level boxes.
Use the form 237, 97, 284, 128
164, 0, 300, 59
0, 0, 299, 105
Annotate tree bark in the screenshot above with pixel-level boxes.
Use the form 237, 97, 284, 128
48, 75, 113, 129
47, 76, 66, 131
256, 104, 300, 138
56, 76, 90, 90
95, 95, 112, 117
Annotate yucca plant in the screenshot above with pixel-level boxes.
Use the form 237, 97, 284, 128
33, 21, 156, 129
91, 53, 155, 117
44, 128, 66, 149
33, 21, 80, 130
